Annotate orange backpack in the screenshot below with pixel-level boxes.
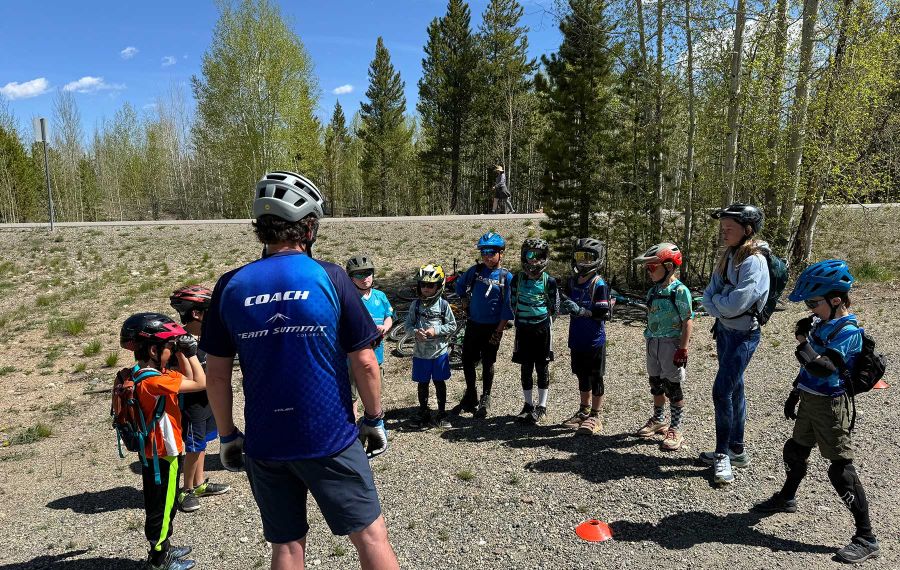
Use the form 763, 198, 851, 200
111, 364, 165, 484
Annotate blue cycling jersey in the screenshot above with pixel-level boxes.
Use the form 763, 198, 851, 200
565, 275, 610, 350
360, 288, 393, 364
455, 264, 514, 324
199, 251, 380, 461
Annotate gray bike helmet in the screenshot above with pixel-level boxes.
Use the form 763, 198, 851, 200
253, 171, 325, 221
521, 238, 550, 276
346, 254, 375, 274
711, 203, 763, 234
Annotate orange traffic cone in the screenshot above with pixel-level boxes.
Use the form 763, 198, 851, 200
873, 379, 889, 389
575, 519, 613, 542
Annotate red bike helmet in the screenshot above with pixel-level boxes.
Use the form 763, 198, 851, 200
170, 285, 212, 316
633, 243, 683, 267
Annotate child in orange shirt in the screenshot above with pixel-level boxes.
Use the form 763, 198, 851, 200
119, 312, 206, 570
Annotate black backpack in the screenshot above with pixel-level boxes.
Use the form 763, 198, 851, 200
823, 323, 888, 430
724, 248, 788, 325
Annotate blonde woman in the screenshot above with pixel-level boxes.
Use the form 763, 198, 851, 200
700, 203, 769, 485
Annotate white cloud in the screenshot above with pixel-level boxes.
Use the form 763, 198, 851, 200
63, 76, 125, 93
120, 46, 138, 60
0, 77, 50, 100
161, 56, 177, 67
142, 102, 157, 111
332, 84, 353, 95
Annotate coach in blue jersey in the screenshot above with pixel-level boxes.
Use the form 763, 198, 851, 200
201, 171, 399, 570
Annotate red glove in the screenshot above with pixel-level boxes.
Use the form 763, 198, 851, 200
673, 348, 688, 368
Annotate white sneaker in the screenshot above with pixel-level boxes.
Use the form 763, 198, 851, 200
713, 453, 734, 485
699, 450, 750, 468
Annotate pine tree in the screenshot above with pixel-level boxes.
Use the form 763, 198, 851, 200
537, 0, 622, 246
324, 101, 350, 215
0, 117, 42, 223
359, 37, 412, 216
417, 0, 477, 212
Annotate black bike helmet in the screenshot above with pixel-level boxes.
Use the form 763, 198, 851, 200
120, 312, 186, 352
711, 203, 763, 234
521, 238, 549, 276
572, 238, 605, 277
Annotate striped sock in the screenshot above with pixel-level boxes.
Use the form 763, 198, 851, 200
653, 405, 665, 423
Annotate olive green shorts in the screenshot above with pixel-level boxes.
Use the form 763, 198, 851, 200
791, 391, 853, 462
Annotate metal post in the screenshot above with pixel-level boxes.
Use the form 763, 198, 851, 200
39, 118, 55, 231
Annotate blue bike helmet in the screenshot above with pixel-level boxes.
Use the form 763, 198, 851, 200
476, 232, 506, 251
788, 259, 854, 302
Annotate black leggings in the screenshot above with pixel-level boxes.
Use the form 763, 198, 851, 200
462, 322, 500, 396
418, 381, 447, 412
521, 361, 549, 391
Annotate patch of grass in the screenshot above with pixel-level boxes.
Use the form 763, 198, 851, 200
0, 261, 19, 276
507, 473, 521, 486
331, 545, 348, 557
456, 469, 476, 482
39, 345, 64, 368
0, 449, 37, 462
50, 398, 78, 417
853, 261, 894, 282
437, 529, 450, 541
576, 504, 590, 514
48, 314, 88, 336
83, 339, 102, 356
73, 362, 87, 373
0, 366, 15, 376
104, 353, 120, 367
9, 423, 52, 445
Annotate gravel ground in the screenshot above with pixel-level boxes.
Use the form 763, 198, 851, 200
0, 217, 897, 569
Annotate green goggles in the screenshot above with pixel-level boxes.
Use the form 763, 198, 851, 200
349, 270, 374, 280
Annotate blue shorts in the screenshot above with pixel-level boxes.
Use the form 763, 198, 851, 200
412, 353, 451, 383
181, 402, 218, 453
245, 441, 382, 543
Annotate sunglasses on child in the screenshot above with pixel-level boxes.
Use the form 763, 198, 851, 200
480, 249, 500, 257
645, 262, 662, 272
350, 270, 374, 280
804, 298, 827, 309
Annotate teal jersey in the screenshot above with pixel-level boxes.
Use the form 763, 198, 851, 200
644, 279, 694, 339
510, 272, 559, 326
361, 289, 394, 364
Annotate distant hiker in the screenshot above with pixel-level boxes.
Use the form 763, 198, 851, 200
491, 164, 513, 214
118, 312, 206, 570
201, 171, 399, 570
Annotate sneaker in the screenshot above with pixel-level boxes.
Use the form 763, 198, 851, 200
699, 449, 751, 468
192, 479, 230, 497
432, 411, 452, 429
146, 551, 196, 570
713, 453, 734, 485
516, 403, 534, 422
576, 415, 603, 436
531, 406, 547, 425
473, 394, 491, 419
635, 416, 669, 438
562, 408, 589, 429
410, 408, 432, 429
751, 492, 798, 514
660, 427, 684, 451
836, 537, 880, 564
450, 395, 478, 415
177, 490, 200, 513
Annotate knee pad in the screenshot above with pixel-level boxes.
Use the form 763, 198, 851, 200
591, 373, 605, 397
828, 460, 868, 512
783, 439, 812, 476
664, 380, 684, 403
649, 376, 665, 396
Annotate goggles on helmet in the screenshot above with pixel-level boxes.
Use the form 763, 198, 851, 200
524, 250, 545, 261
574, 250, 597, 263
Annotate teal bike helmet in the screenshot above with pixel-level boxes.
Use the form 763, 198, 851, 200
788, 259, 854, 302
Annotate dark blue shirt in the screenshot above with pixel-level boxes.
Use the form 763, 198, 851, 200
199, 251, 379, 461
565, 275, 610, 350
455, 264, 514, 324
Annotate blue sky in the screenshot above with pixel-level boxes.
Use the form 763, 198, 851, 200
0, 1, 562, 137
